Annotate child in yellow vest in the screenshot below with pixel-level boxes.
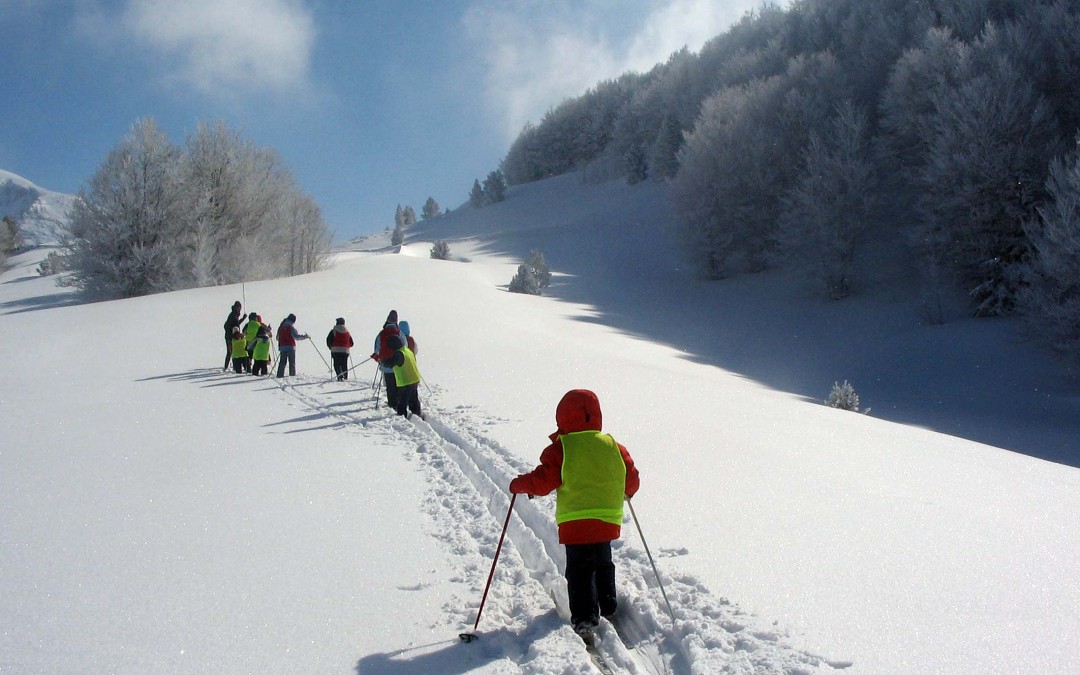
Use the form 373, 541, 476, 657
230, 327, 250, 373
509, 389, 640, 642
386, 334, 424, 420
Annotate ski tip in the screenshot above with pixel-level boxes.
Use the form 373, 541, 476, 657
458, 632, 479, 643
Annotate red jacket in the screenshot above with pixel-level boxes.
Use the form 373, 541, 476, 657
510, 390, 640, 545
372, 324, 400, 362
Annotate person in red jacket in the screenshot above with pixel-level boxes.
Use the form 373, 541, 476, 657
509, 389, 640, 641
326, 317, 354, 381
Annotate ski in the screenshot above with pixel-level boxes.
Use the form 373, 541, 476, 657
578, 628, 615, 675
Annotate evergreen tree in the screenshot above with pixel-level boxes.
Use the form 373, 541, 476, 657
483, 170, 508, 203
1, 214, 19, 255
525, 249, 552, 289
508, 264, 541, 295
430, 240, 451, 260
1021, 142, 1080, 358
422, 197, 441, 220
469, 179, 485, 207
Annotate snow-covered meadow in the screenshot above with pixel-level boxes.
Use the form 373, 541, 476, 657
2, 173, 1079, 674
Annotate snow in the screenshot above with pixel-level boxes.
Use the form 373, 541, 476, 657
3, 172, 1080, 674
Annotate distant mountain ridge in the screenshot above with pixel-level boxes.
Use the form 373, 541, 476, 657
0, 169, 74, 246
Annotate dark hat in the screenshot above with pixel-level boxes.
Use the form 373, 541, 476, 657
386, 310, 398, 324
388, 334, 405, 350
336, 317, 345, 325
287, 313, 296, 322
232, 301, 242, 309
249, 312, 257, 320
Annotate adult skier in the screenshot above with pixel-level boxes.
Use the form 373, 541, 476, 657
370, 310, 401, 408
326, 317, 354, 381
509, 389, 640, 643
276, 313, 310, 377
223, 300, 243, 371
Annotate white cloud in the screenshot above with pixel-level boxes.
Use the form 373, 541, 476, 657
463, 0, 762, 141
114, 0, 316, 99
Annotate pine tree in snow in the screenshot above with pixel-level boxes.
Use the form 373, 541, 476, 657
430, 240, 451, 260
422, 197, 441, 220
825, 380, 860, 412
1021, 141, 1080, 358
468, 180, 484, 207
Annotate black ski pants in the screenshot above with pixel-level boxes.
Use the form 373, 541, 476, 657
394, 382, 422, 419
332, 353, 350, 380
565, 541, 617, 627
382, 370, 399, 408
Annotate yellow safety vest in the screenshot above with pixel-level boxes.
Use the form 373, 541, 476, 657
231, 337, 249, 359
393, 347, 422, 387
556, 431, 626, 526
252, 337, 271, 361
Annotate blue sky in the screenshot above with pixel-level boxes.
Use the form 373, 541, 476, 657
1, 0, 761, 241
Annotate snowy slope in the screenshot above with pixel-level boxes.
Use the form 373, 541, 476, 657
2, 174, 1079, 674
0, 168, 74, 246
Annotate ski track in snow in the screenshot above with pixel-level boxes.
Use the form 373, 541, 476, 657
254, 369, 849, 674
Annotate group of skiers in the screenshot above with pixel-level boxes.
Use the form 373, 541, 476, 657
221, 301, 641, 646
221, 302, 424, 419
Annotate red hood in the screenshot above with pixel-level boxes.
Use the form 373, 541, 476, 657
551, 389, 603, 439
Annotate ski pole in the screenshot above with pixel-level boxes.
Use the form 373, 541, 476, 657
627, 499, 676, 625
345, 356, 373, 376
307, 339, 332, 373
460, 493, 517, 643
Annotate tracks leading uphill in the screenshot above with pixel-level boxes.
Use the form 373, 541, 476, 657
265, 371, 849, 674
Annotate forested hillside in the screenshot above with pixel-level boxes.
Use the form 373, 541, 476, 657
499, 0, 1080, 357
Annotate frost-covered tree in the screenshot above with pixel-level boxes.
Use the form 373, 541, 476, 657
468, 179, 485, 208
508, 264, 541, 295
61, 117, 330, 299
391, 222, 404, 247
430, 240, 451, 260
482, 170, 508, 204
422, 197, 441, 220
508, 250, 551, 295
63, 117, 187, 298
36, 250, 68, 277
916, 39, 1062, 316
624, 146, 648, 185
1021, 143, 1080, 357
394, 204, 405, 228
825, 380, 860, 412
1, 214, 20, 255
671, 53, 845, 278
525, 250, 551, 289
402, 205, 417, 226
777, 102, 878, 299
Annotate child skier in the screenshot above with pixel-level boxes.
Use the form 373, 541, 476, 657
385, 334, 424, 420
230, 326, 250, 373
251, 323, 273, 376
509, 389, 640, 643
